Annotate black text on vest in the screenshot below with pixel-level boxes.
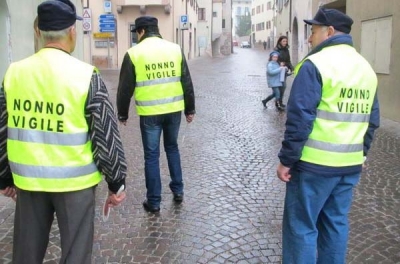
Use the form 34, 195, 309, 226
337, 88, 370, 114
145, 61, 176, 80
12, 99, 64, 132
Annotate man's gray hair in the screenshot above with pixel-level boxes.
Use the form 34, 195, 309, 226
40, 25, 73, 42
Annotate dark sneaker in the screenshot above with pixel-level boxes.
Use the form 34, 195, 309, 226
142, 200, 160, 213
173, 193, 184, 203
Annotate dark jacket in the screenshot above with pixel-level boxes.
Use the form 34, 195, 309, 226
278, 34, 380, 176
274, 44, 293, 71
117, 33, 195, 121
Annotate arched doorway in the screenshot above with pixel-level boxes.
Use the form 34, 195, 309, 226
292, 17, 299, 65
0, 1, 11, 78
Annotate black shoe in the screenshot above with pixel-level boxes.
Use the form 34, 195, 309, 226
142, 200, 160, 213
173, 193, 184, 203
261, 99, 267, 108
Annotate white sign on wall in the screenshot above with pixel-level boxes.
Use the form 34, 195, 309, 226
180, 15, 189, 30
104, 1, 112, 13
82, 8, 92, 31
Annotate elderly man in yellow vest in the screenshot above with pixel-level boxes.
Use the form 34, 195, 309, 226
117, 16, 195, 213
276, 8, 380, 264
0, 1, 127, 263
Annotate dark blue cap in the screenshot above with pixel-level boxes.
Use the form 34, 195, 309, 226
270, 51, 280, 57
304, 8, 353, 34
131, 16, 158, 32
38, 0, 82, 31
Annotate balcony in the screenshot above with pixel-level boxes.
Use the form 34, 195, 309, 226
116, 0, 171, 14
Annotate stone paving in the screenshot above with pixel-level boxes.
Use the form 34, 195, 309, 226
0, 46, 399, 263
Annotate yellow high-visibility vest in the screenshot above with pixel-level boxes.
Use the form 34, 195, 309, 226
128, 37, 184, 116
3, 48, 101, 192
296, 45, 377, 166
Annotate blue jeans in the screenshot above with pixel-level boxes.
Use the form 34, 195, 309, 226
282, 170, 360, 264
265, 86, 281, 102
140, 111, 184, 207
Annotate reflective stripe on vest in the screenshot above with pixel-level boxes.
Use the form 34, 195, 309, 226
128, 37, 184, 116
316, 109, 370, 123
3, 48, 102, 192
10, 162, 98, 178
8, 127, 89, 145
296, 45, 377, 167
136, 76, 181, 87
136, 95, 184, 106
305, 139, 363, 153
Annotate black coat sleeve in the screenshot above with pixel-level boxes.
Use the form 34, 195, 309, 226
180, 50, 195, 115
116, 52, 136, 121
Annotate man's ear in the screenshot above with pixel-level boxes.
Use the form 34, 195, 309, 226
328, 26, 336, 36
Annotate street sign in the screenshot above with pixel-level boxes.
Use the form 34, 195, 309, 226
180, 15, 189, 30
83, 22, 91, 31
99, 14, 114, 20
82, 8, 92, 31
99, 24, 115, 29
104, 1, 112, 13
100, 28, 115, 33
99, 14, 115, 32
93, 32, 114, 38
99, 19, 115, 24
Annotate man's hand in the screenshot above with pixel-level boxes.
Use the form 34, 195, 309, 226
106, 190, 126, 207
0, 186, 17, 201
277, 163, 291, 182
103, 188, 126, 221
186, 114, 194, 123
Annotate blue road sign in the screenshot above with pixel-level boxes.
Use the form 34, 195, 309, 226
100, 28, 115, 32
99, 14, 114, 20
181, 15, 188, 23
99, 24, 115, 29
99, 19, 115, 24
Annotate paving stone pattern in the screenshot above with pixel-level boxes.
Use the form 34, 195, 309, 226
0, 47, 399, 263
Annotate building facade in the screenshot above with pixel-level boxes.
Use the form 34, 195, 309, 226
250, 0, 274, 49
274, 0, 400, 122
85, 0, 199, 69
232, 0, 251, 44
0, 0, 86, 79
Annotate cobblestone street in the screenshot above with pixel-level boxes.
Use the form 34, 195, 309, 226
0, 46, 399, 263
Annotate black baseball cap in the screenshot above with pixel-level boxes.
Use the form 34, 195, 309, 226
304, 7, 353, 34
131, 16, 158, 32
38, 0, 83, 31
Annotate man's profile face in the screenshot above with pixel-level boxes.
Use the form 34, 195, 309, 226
308, 25, 330, 49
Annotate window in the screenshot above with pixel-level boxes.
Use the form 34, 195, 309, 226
236, 7, 241, 16
267, 1, 271, 10
213, 11, 217, 18
222, 19, 225, 29
361, 16, 392, 74
198, 8, 206, 20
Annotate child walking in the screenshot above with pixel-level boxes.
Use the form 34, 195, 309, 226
262, 51, 287, 111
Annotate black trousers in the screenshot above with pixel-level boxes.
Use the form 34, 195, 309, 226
279, 79, 287, 103
13, 186, 96, 264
